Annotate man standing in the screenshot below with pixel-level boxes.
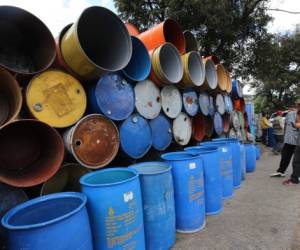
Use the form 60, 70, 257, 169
272, 111, 285, 155
282, 100, 300, 185
261, 112, 270, 145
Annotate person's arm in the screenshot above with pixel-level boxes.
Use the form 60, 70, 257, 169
292, 114, 300, 128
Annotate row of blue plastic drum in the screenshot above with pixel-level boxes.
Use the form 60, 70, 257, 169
1, 140, 261, 250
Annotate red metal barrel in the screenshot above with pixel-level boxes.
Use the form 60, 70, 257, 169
192, 113, 206, 142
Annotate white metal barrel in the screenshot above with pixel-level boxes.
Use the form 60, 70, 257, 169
161, 85, 182, 119
172, 112, 192, 145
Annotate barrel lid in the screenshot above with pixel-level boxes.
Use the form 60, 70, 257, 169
92, 73, 135, 121
120, 114, 152, 159
161, 85, 182, 119
224, 95, 233, 113
134, 79, 161, 119
26, 70, 86, 128
182, 89, 198, 116
172, 112, 192, 145
214, 112, 223, 135
204, 59, 218, 90
192, 113, 206, 142
231, 111, 240, 131
215, 94, 225, 115
71, 114, 119, 168
150, 114, 172, 151
198, 92, 210, 116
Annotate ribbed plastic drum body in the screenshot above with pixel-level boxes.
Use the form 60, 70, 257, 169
161, 85, 182, 119
80, 168, 145, 250
182, 89, 199, 116
149, 114, 172, 151
26, 70, 87, 128
231, 79, 243, 99
122, 36, 151, 81
184, 147, 223, 215
240, 143, 246, 181
255, 145, 261, 160
198, 92, 210, 116
120, 114, 152, 159
244, 143, 256, 173
215, 94, 225, 115
134, 79, 161, 119
1, 192, 93, 250
192, 113, 206, 142
89, 73, 135, 121
200, 142, 233, 199
129, 162, 175, 250
213, 138, 242, 189
161, 152, 205, 233
214, 112, 224, 136
0, 6, 56, 75
172, 113, 192, 145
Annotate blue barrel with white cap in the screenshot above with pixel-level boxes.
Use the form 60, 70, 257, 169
244, 142, 256, 172
89, 73, 135, 121
182, 89, 198, 116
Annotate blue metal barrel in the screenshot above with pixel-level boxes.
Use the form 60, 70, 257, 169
213, 112, 224, 136
240, 143, 246, 180
213, 138, 242, 189
198, 92, 210, 116
224, 95, 233, 113
1, 192, 93, 250
149, 114, 172, 151
184, 146, 223, 215
129, 162, 176, 250
244, 143, 256, 172
120, 114, 152, 159
209, 95, 215, 116
231, 79, 243, 99
80, 168, 145, 250
122, 36, 151, 82
200, 142, 233, 199
161, 152, 205, 233
255, 144, 261, 160
89, 73, 135, 121
182, 89, 199, 116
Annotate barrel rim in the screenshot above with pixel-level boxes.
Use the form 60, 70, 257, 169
129, 161, 172, 175
1, 192, 87, 230
213, 138, 239, 143
161, 151, 200, 161
79, 167, 138, 187
184, 146, 219, 154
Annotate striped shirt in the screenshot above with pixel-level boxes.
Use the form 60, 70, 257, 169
284, 111, 298, 146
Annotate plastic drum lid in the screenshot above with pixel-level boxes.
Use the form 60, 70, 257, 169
161, 85, 182, 119
150, 114, 172, 151
92, 73, 135, 121
231, 111, 240, 131
198, 92, 210, 116
120, 114, 152, 159
215, 94, 225, 115
134, 79, 161, 119
182, 89, 198, 116
214, 112, 223, 135
26, 70, 86, 128
172, 112, 192, 145
70, 115, 119, 168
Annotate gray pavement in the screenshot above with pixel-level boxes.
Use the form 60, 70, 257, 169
174, 145, 300, 250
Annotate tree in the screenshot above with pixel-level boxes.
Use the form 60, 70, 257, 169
114, 0, 272, 75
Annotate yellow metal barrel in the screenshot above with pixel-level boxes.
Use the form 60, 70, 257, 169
26, 69, 86, 128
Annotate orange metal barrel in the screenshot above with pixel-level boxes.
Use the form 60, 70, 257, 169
125, 22, 140, 36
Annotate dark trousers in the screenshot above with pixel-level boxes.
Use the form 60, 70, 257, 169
273, 135, 284, 152
262, 129, 268, 145
277, 143, 296, 173
291, 146, 300, 183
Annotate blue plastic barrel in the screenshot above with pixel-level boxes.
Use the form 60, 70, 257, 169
182, 89, 199, 116
245, 103, 254, 126
244, 143, 256, 172
122, 36, 151, 82
200, 142, 233, 199
149, 114, 172, 151
198, 92, 210, 116
256, 145, 261, 160
120, 114, 152, 159
80, 168, 145, 250
213, 112, 223, 136
129, 162, 176, 250
231, 79, 243, 99
240, 143, 246, 180
184, 146, 223, 215
213, 138, 242, 189
1, 192, 93, 250
161, 152, 205, 233
89, 73, 135, 121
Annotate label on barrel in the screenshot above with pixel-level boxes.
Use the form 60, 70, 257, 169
189, 162, 196, 169
188, 175, 204, 204
124, 191, 134, 202
222, 147, 227, 153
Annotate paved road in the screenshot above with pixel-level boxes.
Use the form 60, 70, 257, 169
174, 145, 300, 250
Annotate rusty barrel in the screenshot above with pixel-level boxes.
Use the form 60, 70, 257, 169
125, 22, 140, 36
183, 31, 198, 52
61, 6, 132, 80
161, 85, 182, 119
233, 98, 245, 112
173, 112, 192, 145
26, 69, 86, 128
0, 67, 22, 129
199, 58, 218, 91
0, 120, 64, 187
0, 6, 56, 74
138, 18, 185, 54
192, 113, 206, 142
178, 51, 205, 89
204, 116, 214, 138
216, 64, 228, 92
64, 114, 119, 169
182, 89, 199, 117
149, 43, 183, 87
134, 79, 162, 119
